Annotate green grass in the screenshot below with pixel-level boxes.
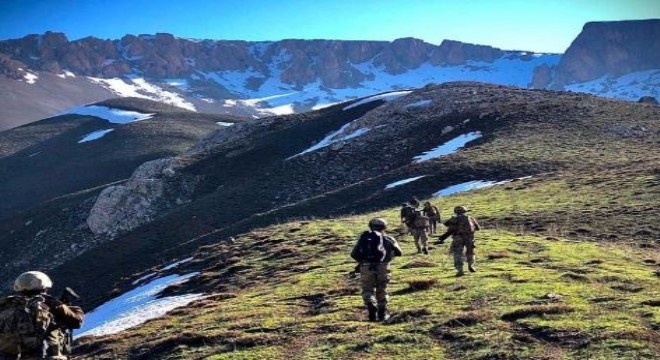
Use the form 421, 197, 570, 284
76, 185, 660, 359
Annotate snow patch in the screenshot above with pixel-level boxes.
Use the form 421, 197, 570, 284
62, 105, 154, 124
75, 273, 203, 338
565, 69, 660, 101
56, 70, 76, 79
216, 122, 234, 126
88, 76, 196, 111
23, 71, 39, 84
433, 177, 530, 197
160, 257, 194, 271
131, 272, 157, 286
413, 132, 482, 163
288, 122, 371, 159
343, 90, 413, 111
385, 176, 426, 190
164, 78, 190, 90
78, 129, 115, 143
433, 181, 501, 197
405, 99, 432, 109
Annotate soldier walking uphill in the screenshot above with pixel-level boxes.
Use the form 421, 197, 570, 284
351, 218, 402, 322
444, 206, 481, 277
422, 201, 441, 234
0, 271, 84, 360
407, 200, 430, 254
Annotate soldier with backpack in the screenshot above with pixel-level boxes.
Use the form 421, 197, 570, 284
350, 218, 402, 322
0, 271, 84, 360
443, 206, 481, 276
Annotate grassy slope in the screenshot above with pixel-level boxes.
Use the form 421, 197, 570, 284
76, 169, 660, 360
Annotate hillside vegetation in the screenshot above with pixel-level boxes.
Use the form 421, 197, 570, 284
75, 169, 659, 359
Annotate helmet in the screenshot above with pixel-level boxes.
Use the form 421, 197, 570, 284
14, 271, 53, 292
368, 218, 388, 229
454, 206, 468, 214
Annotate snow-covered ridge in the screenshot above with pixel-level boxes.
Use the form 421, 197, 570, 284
75, 273, 203, 338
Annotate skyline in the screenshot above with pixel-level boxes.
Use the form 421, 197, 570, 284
0, 0, 658, 53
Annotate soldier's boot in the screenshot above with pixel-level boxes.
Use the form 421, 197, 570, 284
377, 305, 390, 322
367, 303, 378, 322
422, 247, 429, 255
468, 264, 476, 273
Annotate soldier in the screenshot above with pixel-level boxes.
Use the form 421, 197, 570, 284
422, 201, 441, 234
400, 203, 413, 230
443, 206, 481, 276
351, 218, 402, 322
0, 271, 84, 360
409, 200, 430, 254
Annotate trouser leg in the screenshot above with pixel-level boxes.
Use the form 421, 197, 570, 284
412, 230, 421, 252
451, 237, 465, 273
465, 237, 475, 265
360, 266, 377, 307
375, 265, 391, 307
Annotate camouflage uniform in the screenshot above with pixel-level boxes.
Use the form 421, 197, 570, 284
444, 208, 480, 275
423, 203, 441, 234
351, 219, 402, 321
411, 227, 429, 253
0, 272, 84, 360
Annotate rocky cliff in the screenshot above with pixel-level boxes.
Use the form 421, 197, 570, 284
553, 19, 660, 86
1, 20, 659, 130
0, 33, 510, 85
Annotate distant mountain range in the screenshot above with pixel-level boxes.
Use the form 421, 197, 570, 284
0, 19, 658, 130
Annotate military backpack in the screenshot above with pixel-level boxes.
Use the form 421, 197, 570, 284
356, 231, 387, 263
455, 215, 476, 235
0, 295, 52, 355
412, 209, 430, 229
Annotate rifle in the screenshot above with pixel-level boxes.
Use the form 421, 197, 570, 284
59, 287, 80, 355
59, 287, 80, 306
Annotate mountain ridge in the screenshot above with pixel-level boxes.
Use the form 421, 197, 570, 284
1, 19, 658, 130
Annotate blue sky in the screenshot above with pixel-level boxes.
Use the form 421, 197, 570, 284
0, 0, 657, 53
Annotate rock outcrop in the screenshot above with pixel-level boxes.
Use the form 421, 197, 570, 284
638, 96, 658, 105
87, 157, 200, 236
554, 19, 660, 86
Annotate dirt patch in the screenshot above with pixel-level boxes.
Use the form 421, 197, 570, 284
585, 259, 603, 265
290, 293, 335, 316
611, 282, 644, 293
487, 251, 510, 260
383, 308, 431, 324
501, 304, 574, 321
641, 299, 660, 307
400, 258, 437, 269
518, 324, 590, 347
393, 278, 438, 294
560, 273, 589, 282
441, 310, 494, 327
